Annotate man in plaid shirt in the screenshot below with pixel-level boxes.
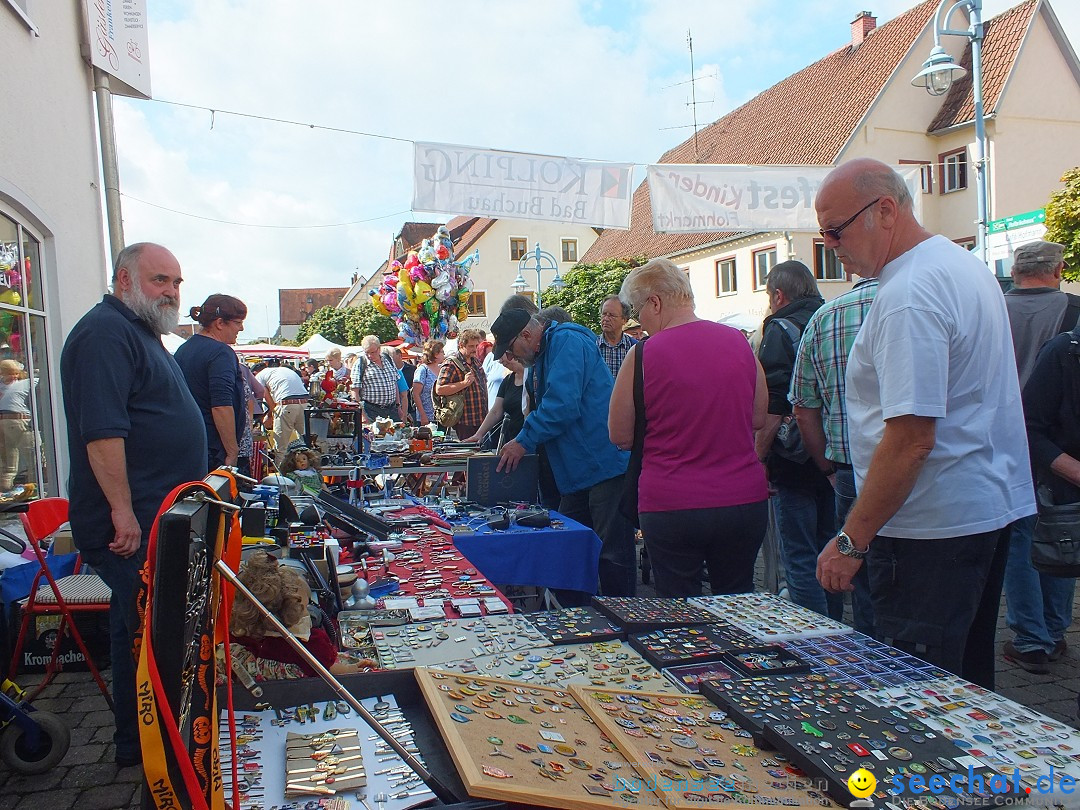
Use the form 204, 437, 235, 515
596, 295, 636, 378
788, 276, 877, 635
350, 335, 401, 423
436, 328, 488, 438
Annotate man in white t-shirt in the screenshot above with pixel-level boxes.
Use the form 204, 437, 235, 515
255, 361, 310, 454
813, 158, 1035, 689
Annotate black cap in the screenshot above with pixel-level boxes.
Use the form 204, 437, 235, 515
491, 308, 531, 359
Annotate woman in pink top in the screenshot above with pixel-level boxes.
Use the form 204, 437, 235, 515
610, 258, 769, 597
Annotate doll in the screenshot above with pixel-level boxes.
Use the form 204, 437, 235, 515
279, 441, 322, 496
229, 551, 374, 677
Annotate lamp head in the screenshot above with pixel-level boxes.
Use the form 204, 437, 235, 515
511, 273, 528, 293
911, 45, 966, 96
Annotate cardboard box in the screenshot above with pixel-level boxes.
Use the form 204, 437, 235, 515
50, 529, 75, 556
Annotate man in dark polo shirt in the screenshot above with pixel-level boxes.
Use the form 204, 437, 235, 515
60, 242, 206, 768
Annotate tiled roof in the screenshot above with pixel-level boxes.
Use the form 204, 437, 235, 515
583, 0, 939, 264
397, 222, 442, 251
448, 216, 496, 256
278, 287, 350, 325
928, 0, 1037, 132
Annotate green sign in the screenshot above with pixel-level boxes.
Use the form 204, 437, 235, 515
988, 209, 1045, 234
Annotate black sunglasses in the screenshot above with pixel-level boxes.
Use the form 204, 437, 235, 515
819, 197, 881, 242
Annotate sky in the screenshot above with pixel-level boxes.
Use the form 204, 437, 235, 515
111, 0, 1080, 340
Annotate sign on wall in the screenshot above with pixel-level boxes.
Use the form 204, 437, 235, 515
413, 142, 634, 229
83, 0, 152, 99
987, 209, 1046, 261
646, 164, 922, 233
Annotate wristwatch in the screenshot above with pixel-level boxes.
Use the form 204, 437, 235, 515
835, 530, 867, 560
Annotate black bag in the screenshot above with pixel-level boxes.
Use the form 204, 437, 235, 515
769, 318, 810, 464
1031, 485, 1080, 577
619, 338, 648, 528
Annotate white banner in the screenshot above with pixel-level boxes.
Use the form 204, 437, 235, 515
84, 0, 152, 99
413, 142, 634, 229
646, 164, 922, 233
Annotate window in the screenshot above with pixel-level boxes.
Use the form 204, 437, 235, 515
941, 149, 968, 193
900, 159, 933, 193
467, 291, 487, 316
715, 258, 737, 296
561, 239, 578, 263
954, 237, 976, 251
753, 247, 777, 289
813, 241, 845, 281
515, 291, 536, 304
0, 211, 55, 499
510, 238, 528, 261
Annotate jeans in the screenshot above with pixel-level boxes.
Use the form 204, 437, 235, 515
640, 500, 767, 597
1004, 514, 1076, 654
82, 545, 146, 761
559, 475, 637, 598
363, 401, 399, 423
834, 467, 876, 636
868, 528, 1008, 689
773, 478, 841, 620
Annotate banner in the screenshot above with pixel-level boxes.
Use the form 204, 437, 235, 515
413, 142, 634, 229
83, 0, 152, 99
646, 164, 922, 233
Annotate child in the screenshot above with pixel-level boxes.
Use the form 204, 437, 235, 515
230, 551, 373, 677
280, 440, 323, 496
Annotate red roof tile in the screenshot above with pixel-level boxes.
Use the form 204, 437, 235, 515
278, 288, 350, 324
928, 0, 1037, 131
584, 0, 940, 263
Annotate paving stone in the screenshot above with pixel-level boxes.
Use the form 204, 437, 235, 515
1025, 682, 1076, 702
12, 791, 79, 810
71, 784, 137, 810
91, 725, 114, 743
59, 742, 107, 765
4, 767, 66, 793
114, 762, 145, 783
26, 697, 74, 713
80, 709, 116, 728
68, 725, 97, 746
59, 762, 119, 789
60, 681, 108, 699
50, 672, 87, 684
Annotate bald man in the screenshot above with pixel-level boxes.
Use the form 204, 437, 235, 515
812, 158, 1034, 689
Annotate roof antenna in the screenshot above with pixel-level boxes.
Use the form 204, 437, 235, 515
688, 29, 700, 163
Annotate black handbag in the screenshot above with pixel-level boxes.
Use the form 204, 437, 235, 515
619, 338, 647, 528
1031, 485, 1080, 577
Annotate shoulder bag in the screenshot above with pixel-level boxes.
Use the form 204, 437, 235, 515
619, 337, 648, 528
432, 355, 467, 427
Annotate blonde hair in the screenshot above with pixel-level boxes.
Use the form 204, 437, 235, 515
421, 340, 445, 364
620, 258, 694, 311
458, 328, 485, 346
280, 447, 321, 474
230, 552, 308, 640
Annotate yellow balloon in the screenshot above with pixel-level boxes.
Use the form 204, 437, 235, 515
413, 280, 435, 304
457, 305, 469, 321
397, 267, 414, 297
372, 297, 390, 317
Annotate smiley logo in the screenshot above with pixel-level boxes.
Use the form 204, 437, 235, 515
847, 767, 877, 798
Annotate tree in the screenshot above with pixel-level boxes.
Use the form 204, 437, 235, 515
295, 306, 347, 345
1045, 167, 1080, 283
540, 255, 648, 334
344, 302, 398, 345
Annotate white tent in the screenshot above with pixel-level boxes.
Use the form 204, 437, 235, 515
717, 312, 761, 334
298, 333, 344, 360
161, 332, 186, 354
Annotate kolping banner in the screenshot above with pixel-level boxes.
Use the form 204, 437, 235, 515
414, 142, 634, 229
646, 164, 922, 233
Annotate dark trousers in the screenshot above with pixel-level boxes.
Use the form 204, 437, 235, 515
82, 544, 146, 761
639, 500, 768, 597
867, 526, 1010, 689
363, 401, 399, 422
558, 474, 637, 599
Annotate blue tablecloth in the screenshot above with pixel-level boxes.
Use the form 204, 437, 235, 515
452, 511, 602, 593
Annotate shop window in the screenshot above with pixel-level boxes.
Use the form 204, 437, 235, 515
467, 291, 487, 316
941, 149, 968, 193
813, 241, 845, 281
561, 239, 577, 263
753, 247, 777, 290
510, 238, 528, 261
715, 258, 737, 296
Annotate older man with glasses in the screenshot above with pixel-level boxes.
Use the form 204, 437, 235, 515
813, 158, 1034, 690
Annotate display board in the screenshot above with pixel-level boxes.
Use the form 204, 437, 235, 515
693, 592, 853, 641
373, 615, 549, 669
526, 606, 625, 645
591, 597, 717, 632
783, 632, 951, 689
627, 623, 756, 669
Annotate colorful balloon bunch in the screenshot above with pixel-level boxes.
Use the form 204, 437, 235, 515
370, 225, 479, 343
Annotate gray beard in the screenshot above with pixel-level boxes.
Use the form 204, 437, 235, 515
121, 285, 179, 335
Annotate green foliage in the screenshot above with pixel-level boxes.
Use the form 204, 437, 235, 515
344, 302, 398, 345
294, 306, 347, 345
541, 255, 648, 334
1045, 167, 1080, 283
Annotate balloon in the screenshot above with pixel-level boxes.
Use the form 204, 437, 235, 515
418, 239, 435, 264
390, 259, 404, 272
423, 297, 439, 318
382, 291, 400, 314
397, 267, 414, 297
370, 290, 391, 316
435, 244, 450, 260
409, 264, 428, 283
420, 318, 431, 339
404, 252, 420, 270
457, 304, 468, 321
413, 280, 434, 304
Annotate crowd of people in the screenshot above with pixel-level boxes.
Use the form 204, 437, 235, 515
53, 158, 1080, 768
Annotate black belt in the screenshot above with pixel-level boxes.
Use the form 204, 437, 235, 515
833, 462, 853, 471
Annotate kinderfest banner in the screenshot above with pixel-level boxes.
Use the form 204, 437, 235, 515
647, 164, 922, 233
413, 142, 634, 229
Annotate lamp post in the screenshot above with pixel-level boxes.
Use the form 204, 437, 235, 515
911, 0, 989, 267
511, 243, 564, 309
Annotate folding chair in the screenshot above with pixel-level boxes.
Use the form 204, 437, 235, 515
6, 498, 113, 706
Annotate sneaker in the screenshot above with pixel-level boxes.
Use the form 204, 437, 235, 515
1003, 640, 1051, 674
1051, 639, 1068, 662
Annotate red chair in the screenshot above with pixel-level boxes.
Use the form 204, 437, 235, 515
7, 498, 113, 706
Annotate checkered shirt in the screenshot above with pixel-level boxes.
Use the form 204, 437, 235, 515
351, 353, 399, 407
437, 353, 488, 427
788, 279, 878, 464
596, 333, 636, 378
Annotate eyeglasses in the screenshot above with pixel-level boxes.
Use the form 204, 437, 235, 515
818, 197, 881, 242
630, 296, 655, 320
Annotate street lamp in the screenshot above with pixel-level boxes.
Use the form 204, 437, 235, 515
911, 0, 989, 267
510, 243, 564, 309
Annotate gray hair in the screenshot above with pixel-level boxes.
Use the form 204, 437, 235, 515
386, 346, 403, 361
538, 305, 572, 324
620, 258, 694, 312
599, 294, 629, 319
326, 348, 342, 361
360, 335, 380, 351
500, 295, 539, 317
111, 242, 156, 284
765, 261, 820, 301
854, 164, 913, 211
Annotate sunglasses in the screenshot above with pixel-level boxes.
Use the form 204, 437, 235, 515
819, 197, 881, 242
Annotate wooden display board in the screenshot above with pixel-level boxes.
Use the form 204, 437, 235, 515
570, 685, 840, 808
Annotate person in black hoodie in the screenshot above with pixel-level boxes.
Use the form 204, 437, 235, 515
754, 261, 838, 619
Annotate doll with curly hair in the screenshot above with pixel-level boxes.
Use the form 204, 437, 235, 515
279, 441, 323, 496
230, 551, 372, 677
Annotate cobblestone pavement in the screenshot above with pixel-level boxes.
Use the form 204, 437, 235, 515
1, 575, 1077, 809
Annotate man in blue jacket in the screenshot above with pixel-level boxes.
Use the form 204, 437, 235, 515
493, 306, 636, 598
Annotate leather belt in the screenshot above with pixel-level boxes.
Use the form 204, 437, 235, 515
0, 413, 26, 420
279, 397, 308, 404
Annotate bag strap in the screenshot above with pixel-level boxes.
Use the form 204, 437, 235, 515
1060, 293, 1080, 333
772, 317, 802, 350
630, 337, 648, 454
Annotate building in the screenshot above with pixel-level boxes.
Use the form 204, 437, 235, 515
1, 5, 111, 498
583, 0, 1080, 323
340, 216, 601, 332
276, 287, 349, 341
